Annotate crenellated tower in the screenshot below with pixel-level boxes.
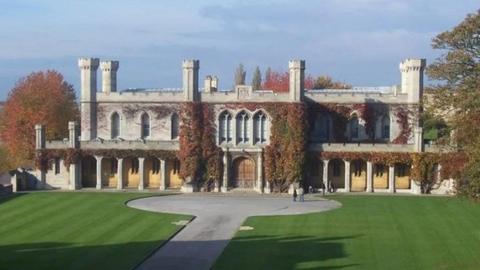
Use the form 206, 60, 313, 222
78, 57, 99, 141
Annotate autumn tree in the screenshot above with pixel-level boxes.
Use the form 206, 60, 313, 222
251, 66, 262, 90
426, 10, 480, 199
313, 75, 351, 89
234, 63, 246, 86
0, 70, 79, 167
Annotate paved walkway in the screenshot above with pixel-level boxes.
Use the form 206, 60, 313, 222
127, 194, 341, 270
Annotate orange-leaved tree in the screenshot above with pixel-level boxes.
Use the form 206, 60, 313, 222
0, 70, 79, 167
261, 68, 314, 92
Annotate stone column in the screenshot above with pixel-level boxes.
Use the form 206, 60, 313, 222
288, 59, 305, 102
159, 159, 166, 191
95, 156, 103, 190
250, 117, 255, 146
322, 160, 329, 192
388, 165, 395, 193
256, 151, 263, 193
222, 150, 229, 192
344, 160, 351, 192
366, 161, 373, 193
117, 158, 124, 190
69, 162, 79, 190
138, 157, 145, 191
182, 59, 199, 102
264, 181, 271, 194
100, 60, 119, 93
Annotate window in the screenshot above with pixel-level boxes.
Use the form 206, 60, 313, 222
141, 113, 150, 139
111, 112, 120, 139
54, 158, 60, 175
219, 111, 233, 143
312, 114, 329, 141
236, 111, 250, 143
254, 111, 268, 144
171, 113, 179, 140
152, 159, 160, 174
131, 159, 139, 174
333, 160, 341, 177
382, 115, 390, 139
350, 115, 359, 139
375, 164, 385, 177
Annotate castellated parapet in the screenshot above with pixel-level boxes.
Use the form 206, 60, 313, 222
100, 60, 119, 93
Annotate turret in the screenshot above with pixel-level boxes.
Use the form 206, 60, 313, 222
289, 59, 305, 102
68, 121, 79, 148
35, 124, 45, 150
100, 60, 119, 93
183, 59, 200, 101
399, 58, 426, 104
78, 57, 99, 141
204, 75, 218, 93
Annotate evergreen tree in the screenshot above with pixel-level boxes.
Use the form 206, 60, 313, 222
252, 66, 262, 90
234, 63, 246, 86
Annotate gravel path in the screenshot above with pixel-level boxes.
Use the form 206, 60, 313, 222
127, 194, 341, 270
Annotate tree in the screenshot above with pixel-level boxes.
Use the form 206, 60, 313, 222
313, 75, 351, 89
426, 10, 480, 199
251, 66, 262, 90
0, 71, 79, 167
234, 63, 246, 86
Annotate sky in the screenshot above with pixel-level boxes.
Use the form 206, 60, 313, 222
0, 0, 478, 99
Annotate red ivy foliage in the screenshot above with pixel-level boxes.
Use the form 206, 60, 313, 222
262, 71, 314, 93
264, 103, 308, 191
177, 102, 223, 185
392, 105, 412, 144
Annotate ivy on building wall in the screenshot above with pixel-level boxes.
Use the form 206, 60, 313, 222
177, 102, 223, 188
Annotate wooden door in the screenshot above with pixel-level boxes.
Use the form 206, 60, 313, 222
233, 158, 255, 188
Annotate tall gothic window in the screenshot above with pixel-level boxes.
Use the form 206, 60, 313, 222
111, 112, 120, 139
350, 115, 359, 139
312, 114, 329, 142
254, 111, 268, 144
382, 115, 390, 140
236, 111, 250, 143
219, 111, 233, 143
171, 113, 179, 140
141, 113, 150, 139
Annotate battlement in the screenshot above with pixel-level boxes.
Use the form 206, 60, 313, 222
78, 57, 99, 69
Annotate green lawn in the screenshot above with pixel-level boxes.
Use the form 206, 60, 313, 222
213, 195, 480, 270
0, 192, 190, 270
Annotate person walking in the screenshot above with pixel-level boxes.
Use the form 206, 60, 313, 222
298, 186, 304, 202
293, 188, 297, 202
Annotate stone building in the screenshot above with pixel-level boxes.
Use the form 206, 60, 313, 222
31, 57, 454, 194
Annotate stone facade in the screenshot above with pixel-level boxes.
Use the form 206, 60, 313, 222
30, 57, 454, 195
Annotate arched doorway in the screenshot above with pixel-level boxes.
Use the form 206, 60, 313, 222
81, 156, 96, 188
232, 157, 255, 189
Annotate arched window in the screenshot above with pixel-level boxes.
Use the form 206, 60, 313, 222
312, 114, 329, 142
381, 115, 390, 140
254, 111, 268, 144
350, 115, 359, 139
111, 112, 120, 139
219, 111, 233, 143
236, 111, 250, 143
141, 113, 150, 139
171, 113, 179, 140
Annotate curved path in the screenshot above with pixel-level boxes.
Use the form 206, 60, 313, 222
128, 194, 341, 270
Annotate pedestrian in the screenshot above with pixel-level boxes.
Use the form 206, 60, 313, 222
298, 186, 304, 202
293, 188, 297, 202
321, 182, 326, 196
